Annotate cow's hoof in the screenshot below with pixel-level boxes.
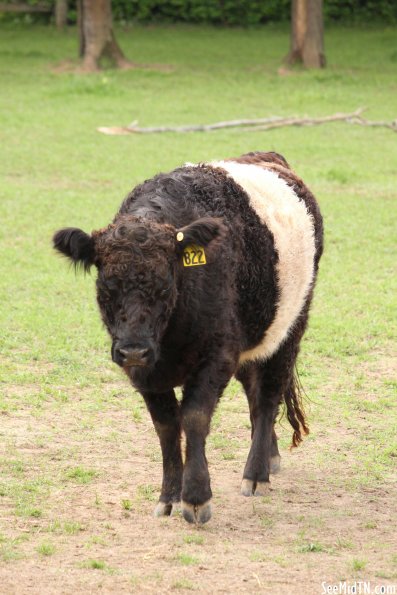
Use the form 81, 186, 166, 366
270, 455, 281, 474
170, 502, 181, 516
181, 500, 212, 524
254, 481, 271, 496
241, 478, 255, 497
241, 479, 271, 497
154, 501, 181, 517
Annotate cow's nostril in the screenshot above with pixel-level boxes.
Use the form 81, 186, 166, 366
118, 347, 150, 366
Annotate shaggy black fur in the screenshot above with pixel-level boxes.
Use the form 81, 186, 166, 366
53, 151, 323, 524
119, 164, 279, 351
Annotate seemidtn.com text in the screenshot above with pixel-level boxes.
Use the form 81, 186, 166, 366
321, 582, 396, 595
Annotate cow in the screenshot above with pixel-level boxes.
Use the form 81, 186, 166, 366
53, 151, 323, 524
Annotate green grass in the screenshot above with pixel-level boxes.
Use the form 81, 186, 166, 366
176, 553, 199, 566
298, 542, 326, 553
351, 558, 367, 572
249, 550, 266, 562
0, 534, 29, 562
37, 541, 56, 556
183, 534, 204, 545
0, 21, 396, 593
135, 484, 158, 502
47, 520, 84, 535
121, 498, 132, 510
65, 466, 97, 484
172, 578, 196, 590
80, 558, 115, 573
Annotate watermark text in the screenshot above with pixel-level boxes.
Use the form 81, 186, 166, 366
321, 582, 396, 595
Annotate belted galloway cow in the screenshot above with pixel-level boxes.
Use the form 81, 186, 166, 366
53, 151, 323, 524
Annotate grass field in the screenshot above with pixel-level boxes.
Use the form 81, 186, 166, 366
0, 22, 396, 594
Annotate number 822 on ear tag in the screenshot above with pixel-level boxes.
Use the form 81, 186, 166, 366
183, 244, 206, 267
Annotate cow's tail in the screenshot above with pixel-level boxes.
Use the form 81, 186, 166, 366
284, 367, 309, 448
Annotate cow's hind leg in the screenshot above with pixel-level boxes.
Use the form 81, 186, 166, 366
237, 362, 281, 496
236, 363, 281, 496
237, 335, 303, 496
142, 391, 183, 517
270, 426, 281, 474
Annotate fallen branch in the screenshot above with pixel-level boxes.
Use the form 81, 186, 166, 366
244, 109, 363, 131
98, 116, 289, 135
347, 114, 397, 132
97, 108, 397, 136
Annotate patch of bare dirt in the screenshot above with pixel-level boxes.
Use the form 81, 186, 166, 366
360, 353, 397, 382
0, 381, 396, 595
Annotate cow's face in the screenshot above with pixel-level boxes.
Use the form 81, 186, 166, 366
94, 217, 178, 369
53, 215, 225, 370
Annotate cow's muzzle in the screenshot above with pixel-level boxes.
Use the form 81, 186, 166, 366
119, 347, 150, 367
113, 343, 152, 368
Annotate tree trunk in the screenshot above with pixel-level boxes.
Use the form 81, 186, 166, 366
55, 0, 68, 30
286, 0, 325, 69
78, 0, 131, 72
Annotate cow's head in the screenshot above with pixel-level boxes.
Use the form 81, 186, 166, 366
53, 215, 225, 369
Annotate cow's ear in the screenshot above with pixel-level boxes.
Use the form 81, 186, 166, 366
53, 227, 95, 272
175, 217, 226, 249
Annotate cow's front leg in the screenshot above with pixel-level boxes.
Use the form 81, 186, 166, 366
180, 364, 233, 524
142, 391, 183, 517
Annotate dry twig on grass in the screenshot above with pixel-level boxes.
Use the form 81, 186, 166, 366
97, 108, 397, 136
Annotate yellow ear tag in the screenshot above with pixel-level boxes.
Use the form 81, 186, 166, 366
182, 244, 206, 267
176, 232, 184, 242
